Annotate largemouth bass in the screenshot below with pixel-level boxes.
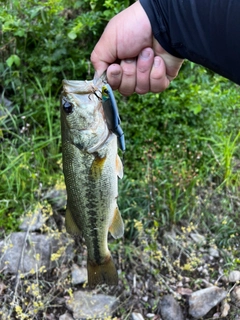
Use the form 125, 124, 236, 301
61, 78, 124, 286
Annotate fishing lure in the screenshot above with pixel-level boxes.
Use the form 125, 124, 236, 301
102, 84, 125, 152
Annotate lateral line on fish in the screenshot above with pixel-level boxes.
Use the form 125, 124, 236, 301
87, 207, 103, 265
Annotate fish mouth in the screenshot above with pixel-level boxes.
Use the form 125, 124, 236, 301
62, 80, 95, 94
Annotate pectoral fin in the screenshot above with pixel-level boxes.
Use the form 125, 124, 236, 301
109, 206, 124, 239
65, 207, 82, 236
116, 155, 123, 179
91, 156, 107, 179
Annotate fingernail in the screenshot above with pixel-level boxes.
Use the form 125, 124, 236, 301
111, 70, 121, 77
124, 59, 135, 64
141, 49, 151, 59
154, 57, 161, 67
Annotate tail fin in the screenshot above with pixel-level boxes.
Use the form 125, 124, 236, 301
87, 255, 118, 287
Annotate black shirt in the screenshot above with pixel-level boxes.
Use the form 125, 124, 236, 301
140, 0, 240, 84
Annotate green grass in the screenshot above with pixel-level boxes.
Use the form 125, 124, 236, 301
0, 95, 62, 233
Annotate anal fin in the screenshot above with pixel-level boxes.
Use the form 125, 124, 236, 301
109, 206, 124, 239
65, 207, 82, 236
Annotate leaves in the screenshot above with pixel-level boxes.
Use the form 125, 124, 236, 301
6, 54, 20, 67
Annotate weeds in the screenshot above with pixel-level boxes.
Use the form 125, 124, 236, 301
204, 131, 240, 186
0, 103, 61, 232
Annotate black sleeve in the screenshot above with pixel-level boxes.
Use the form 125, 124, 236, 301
140, 0, 240, 85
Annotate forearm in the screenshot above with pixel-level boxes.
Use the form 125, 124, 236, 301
140, 0, 240, 84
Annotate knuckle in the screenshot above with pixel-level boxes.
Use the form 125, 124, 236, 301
90, 50, 97, 63
150, 78, 170, 93
122, 65, 136, 77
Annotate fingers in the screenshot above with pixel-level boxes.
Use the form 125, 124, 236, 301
106, 48, 170, 96
150, 56, 170, 93
118, 59, 137, 96
106, 64, 122, 90
135, 53, 169, 94
107, 60, 136, 96
135, 48, 154, 94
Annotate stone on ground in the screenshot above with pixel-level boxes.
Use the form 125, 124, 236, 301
159, 294, 184, 320
19, 210, 46, 231
71, 264, 88, 284
66, 291, 118, 319
0, 232, 73, 274
190, 233, 206, 245
228, 270, 240, 282
59, 313, 74, 320
189, 286, 227, 319
131, 312, 145, 320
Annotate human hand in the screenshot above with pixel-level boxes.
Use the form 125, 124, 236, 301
91, 1, 184, 96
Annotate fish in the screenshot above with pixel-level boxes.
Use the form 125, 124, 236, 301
60, 78, 124, 287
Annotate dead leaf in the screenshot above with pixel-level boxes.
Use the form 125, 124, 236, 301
176, 287, 193, 296
220, 299, 230, 317
0, 282, 7, 295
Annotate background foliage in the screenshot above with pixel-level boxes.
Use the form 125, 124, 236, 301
1, 1, 240, 319
1, 0, 240, 248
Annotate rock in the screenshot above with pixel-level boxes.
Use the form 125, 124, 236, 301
189, 287, 227, 319
163, 229, 179, 257
59, 313, 74, 320
190, 233, 206, 245
66, 291, 118, 319
0, 232, 73, 274
44, 187, 67, 210
159, 295, 184, 320
71, 264, 87, 285
19, 210, 46, 231
228, 270, 240, 282
0, 96, 14, 117
163, 228, 177, 242
231, 285, 240, 307
131, 312, 145, 320
209, 247, 219, 258
146, 314, 155, 318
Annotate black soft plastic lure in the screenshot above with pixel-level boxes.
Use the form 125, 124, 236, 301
102, 84, 125, 152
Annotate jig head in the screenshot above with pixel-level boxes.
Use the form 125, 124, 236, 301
102, 84, 125, 152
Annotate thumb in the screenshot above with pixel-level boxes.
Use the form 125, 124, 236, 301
153, 38, 184, 81
90, 21, 118, 76
90, 49, 110, 77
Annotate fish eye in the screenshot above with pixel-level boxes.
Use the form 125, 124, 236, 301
62, 99, 74, 114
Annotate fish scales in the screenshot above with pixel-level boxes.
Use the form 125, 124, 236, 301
61, 79, 124, 286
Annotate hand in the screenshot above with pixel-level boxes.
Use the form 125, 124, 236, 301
91, 1, 184, 96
